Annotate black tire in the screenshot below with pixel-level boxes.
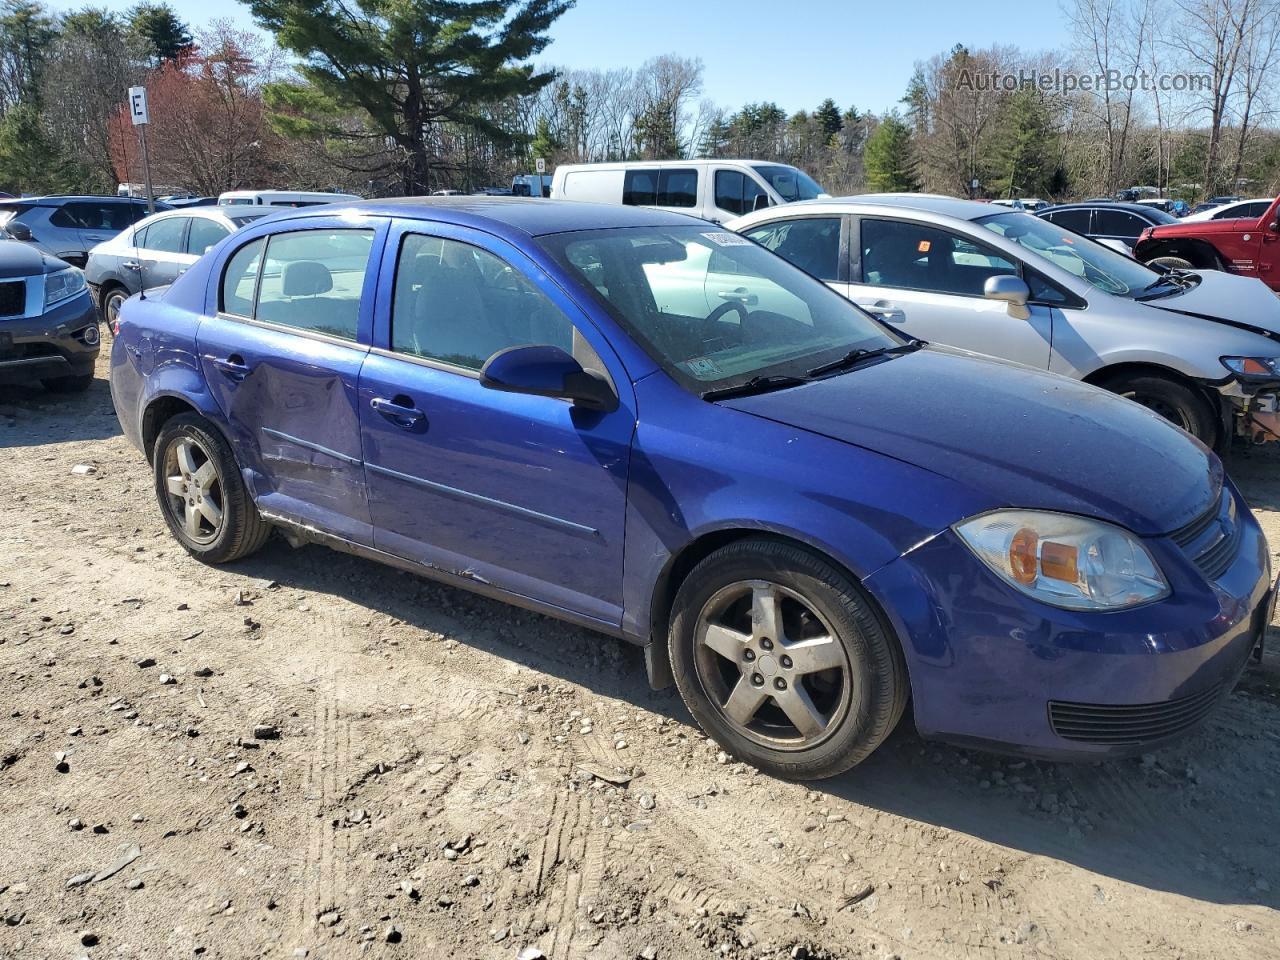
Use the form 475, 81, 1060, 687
1146, 255, 1194, 270
1100, 373, 1218, 447
668, 537, 908, 780
41, 373, 94, 393
152, 412, 272, 563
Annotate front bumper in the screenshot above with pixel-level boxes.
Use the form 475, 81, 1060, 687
0, 293, 98, 385
864, 485, 1271, 759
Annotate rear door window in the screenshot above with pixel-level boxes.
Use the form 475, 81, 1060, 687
1093, 209, 1147, 239
142, 217, 189, 254
251, 229, 374, 340
1045, 209, 1092, 234
623, 169, 659, 206
187, 218, 230, 255
742, 218, 842, 282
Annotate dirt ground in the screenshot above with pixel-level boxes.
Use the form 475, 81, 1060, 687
2, 347, 1279, 960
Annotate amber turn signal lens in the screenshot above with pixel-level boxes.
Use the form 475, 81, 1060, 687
1040, 541, 1079, 583
1240, 358, 1271, 375
1009, 527, 1038, 584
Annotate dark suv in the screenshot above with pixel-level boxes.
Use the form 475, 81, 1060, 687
0, 240, 98, 392
0, 196, 168, 268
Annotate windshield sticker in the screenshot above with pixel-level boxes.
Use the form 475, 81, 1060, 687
685, 356, 723, 377
702, 232, 752, 247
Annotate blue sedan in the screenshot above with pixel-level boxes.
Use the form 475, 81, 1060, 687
109, 198, 1273, 779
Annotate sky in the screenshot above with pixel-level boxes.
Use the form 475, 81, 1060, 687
89, 0, 1063, 115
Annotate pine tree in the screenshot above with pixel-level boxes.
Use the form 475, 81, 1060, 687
246, 0, 573, 194
864, 112, 919, 192
128, 3, 193, 65
814, 98, 842, 138
989, 88, 1055, 198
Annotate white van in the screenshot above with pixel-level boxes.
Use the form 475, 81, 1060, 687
217, 190, 362, 207
549, 160, 828, 224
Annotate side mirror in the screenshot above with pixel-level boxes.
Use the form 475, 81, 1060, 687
481, 344, 618, 413
752, 193, 771, 212
6, 220, 33, 242
1269, 220, 1279, 233
984, 275, 1032, 320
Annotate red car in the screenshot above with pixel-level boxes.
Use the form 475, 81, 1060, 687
1134, 195, 1280, 290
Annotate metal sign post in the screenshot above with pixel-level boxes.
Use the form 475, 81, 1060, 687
535, 157, 546, 198
128, 86, 154, 214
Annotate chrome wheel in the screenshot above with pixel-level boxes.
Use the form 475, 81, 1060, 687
162, 436, 223, 544
693, 580, 853, 751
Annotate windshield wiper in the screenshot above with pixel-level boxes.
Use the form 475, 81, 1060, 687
805, 339, 926, 378
701, 374, 809, 402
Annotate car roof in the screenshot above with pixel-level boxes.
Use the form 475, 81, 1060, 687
16, 195, 149, 204
553, 159, 794, 170
746, 193, 1001, 221
264, 196, 705, 237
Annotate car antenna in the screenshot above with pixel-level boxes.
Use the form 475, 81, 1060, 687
135, 212, 145, 301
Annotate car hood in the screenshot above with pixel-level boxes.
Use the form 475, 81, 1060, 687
0, 240, 70, 278
722, 348, 1221, 537
1143, 268, 1280, 336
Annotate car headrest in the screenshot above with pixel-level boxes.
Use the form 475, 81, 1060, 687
282, 260, 332, 297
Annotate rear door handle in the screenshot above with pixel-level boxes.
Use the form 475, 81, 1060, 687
122, 261, 140, 271
211, 354, 251, 381
370, 396, 425, 427
716, 288, 759, 307
861, 302, 907, 322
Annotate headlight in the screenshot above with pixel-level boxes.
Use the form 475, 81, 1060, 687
44, 267, 87, 308
1222, 356, 1280, 380
954, 510, 1169, 611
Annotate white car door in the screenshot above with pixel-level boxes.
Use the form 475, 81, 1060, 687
849, 216, 1054, 368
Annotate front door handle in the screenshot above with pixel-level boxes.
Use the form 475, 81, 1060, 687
211, 354, 251, 381
370, 396, 425, 427
861, 302, 907, 322
716, 288, 760, 307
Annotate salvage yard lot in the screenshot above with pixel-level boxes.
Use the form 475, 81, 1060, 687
2, 351, 1279, 960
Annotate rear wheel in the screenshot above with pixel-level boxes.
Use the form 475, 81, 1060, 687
1101, 373, 1218, 447
102, 286, 129, 330
668, 538, 907, 780
153, 413, 272, 563
41, 373, 94, 393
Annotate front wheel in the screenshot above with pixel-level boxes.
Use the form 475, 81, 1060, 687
1101, 373, 1218, 447
153, 413, 272, 563
668, 538, 908, 780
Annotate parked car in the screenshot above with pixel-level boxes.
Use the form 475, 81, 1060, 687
1035, 201, 1178, 254
0, 196, 170, 268
1180, 197, 1275, 224
728, 194, 1280, 449
550, 159, 828, 224
162, 196, 220, 209
0, 240, 98, 392
85, 205, 272, 327
1132, 195, 1280, 291
1137, 198, 1190, 217
110, 198, 1274, 778
217, 189, 362, 207
511, 174, 550, 197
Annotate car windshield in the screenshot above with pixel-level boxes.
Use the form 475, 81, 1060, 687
753, 165, 825, 202
539, 225, 900, 393
977, 212, 1164, 298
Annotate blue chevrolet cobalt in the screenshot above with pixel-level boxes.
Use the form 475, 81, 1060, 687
110, 198, 1273, 779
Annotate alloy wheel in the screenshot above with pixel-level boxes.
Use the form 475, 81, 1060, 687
693, 580, 854, 751
162, 435, 224, 544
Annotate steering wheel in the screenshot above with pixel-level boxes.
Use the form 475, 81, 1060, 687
708, 299, 750, 324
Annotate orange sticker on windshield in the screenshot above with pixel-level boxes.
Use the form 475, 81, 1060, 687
917, 240, 931, 253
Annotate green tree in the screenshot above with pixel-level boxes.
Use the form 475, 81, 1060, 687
128, 2, 191, 64
989, 87, 1056, 198
246, 0, 573, 194
0, 102, 86, 192
0, 0, 57, 109
864, 112, 918, 192
528, 115, 561, 163
814, 97, 842, 138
